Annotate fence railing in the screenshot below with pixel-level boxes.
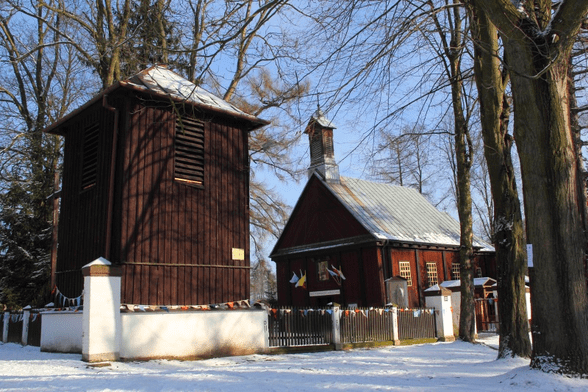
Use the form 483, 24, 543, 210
475, 298, 499, 332
268, 308, 332, 347
268, 307, 437, 348
340, 308, 396, 343
397, 308, 437, 340
1, 310, 43, 346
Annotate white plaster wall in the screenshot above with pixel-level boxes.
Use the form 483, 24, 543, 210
40, 312, 83, 353
120, 310, 268, 360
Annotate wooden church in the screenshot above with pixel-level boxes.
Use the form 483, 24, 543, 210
45, 65, 268, 306
270, 110, 495, 308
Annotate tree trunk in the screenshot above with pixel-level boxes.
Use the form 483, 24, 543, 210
468, 4, 531, 358
470, 0, 588, 375
432, 0, 476, 342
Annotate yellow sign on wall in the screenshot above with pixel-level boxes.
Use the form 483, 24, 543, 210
232, 248, 245, 260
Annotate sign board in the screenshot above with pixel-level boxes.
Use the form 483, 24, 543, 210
232, 248, 245, 261
527, 244, 533, 268
309, 289, 340, 297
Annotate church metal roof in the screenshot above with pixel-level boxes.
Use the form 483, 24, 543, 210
324, 176, 494, 251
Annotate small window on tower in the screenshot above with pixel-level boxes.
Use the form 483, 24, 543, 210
175, 116, 204, 187
310, 131, 323, 164
80, 122, 100, 191
323, 129, 334, 158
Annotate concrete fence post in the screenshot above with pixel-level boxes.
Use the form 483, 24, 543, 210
21, 308, 31, 346
424, 286, 456, 342
331, 306, 342, 350
2, 312, 8, 343
391, 307, 400, 345
81, 257, 122, 362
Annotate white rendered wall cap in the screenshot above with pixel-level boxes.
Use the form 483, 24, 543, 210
82, 257, 112, 269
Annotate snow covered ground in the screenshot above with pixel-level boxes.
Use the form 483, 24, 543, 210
0, 334, 586, 391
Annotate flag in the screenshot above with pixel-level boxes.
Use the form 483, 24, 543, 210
296, 271, 307, 289
331, 265, 346, 280
289, 271, 300, 284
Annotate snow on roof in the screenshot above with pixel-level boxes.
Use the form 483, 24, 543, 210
45, 65, 267, 135
324, 176, 494, 250
440, 277, 497, 288
311, 108, 336, 129
125, 65, 263, 123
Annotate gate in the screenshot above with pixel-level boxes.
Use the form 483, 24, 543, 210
397, 308, 437, 339
267, 308, 332, 347
340, 308, 395, 343
475, 298, 499, 332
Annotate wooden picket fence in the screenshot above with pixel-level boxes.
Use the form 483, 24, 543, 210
1, 310, 42, 346
267, 307, 333, 347
268, 307, 437, 348
397, 308, 437, 339
340, 308, 396, 343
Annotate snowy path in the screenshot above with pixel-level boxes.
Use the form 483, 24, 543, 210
0, 335, 585, 391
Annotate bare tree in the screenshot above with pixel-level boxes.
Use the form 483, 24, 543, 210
0, 1, 86, 307
469, 0, 588, 375
467, 2, 532, 358
372, 125, 436, 197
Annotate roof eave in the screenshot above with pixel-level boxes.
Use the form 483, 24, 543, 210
43, 82, 122, 135
118, 80, 269, 131
43, 79, 269, 136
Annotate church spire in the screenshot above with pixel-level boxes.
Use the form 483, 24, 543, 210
305, 107, 339, 183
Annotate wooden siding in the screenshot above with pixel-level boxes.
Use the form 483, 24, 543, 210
54, 91, 252, 305
274, 175, 370, 249
277, 245, 497, 309
362, 247, 385, 306
340, 250, 361, 306
116, 97, 250, 305
55, 102, 114, 297
389, 248, 420, 308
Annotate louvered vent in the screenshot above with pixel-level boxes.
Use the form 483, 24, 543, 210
324, 130, 334, 158
80, 122, 99, 190
175, 116, 204, 187
310, 132, 323, 165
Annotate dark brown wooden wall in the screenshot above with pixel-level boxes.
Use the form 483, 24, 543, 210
276, 244, 497, 309
274, 176, 369, 249
55, 92, 251, 305
275, 245, 388, 308
116, 96, 250, 305
55, 102, 115, 297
